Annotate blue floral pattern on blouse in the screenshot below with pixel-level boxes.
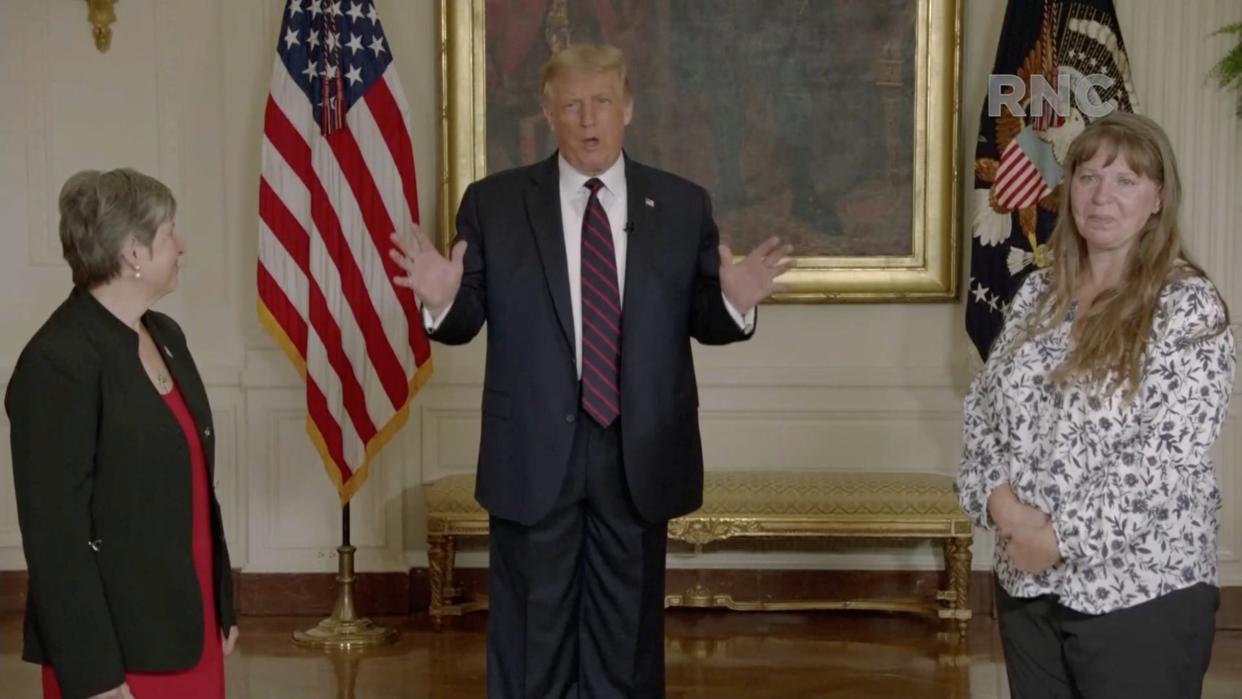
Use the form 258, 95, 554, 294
957, 269, 1236, 614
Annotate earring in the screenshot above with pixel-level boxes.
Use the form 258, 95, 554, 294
132, 265, 142, 280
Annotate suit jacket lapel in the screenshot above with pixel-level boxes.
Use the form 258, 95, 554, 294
145, 319, 215, 475
525, 154, 575, 354
622, 155, 656, 353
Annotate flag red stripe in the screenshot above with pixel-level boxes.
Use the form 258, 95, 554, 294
261, 14, 434, 502
260, 180, 380, 443
260, 178, 310, 267
265, 97, 314, 187
322, 127, 426, 367
995, 153, 1035, 192
997, 163, 1040, 203
995, 161, 1032, 193
267, 101, 410, 408
306, 376, 351, 482
257, 264, 308, 355
307, 286, 380, 443
364, 79, 420, 226
1007, 167, 1047, 207
363, 79, 432, 365
1011, 174, 1048, 208
305, 191, 409, 409
304, 174, 409, 407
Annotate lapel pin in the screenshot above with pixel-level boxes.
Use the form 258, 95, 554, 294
645, 198, 655, 208
163, 345, 173, 359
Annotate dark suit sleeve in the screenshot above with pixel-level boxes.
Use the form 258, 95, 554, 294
690, 187, 754, 345
429, 182, 488, 345
7, 349, 125, 699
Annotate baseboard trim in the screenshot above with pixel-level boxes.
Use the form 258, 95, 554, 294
235, 571, 412, 616
0, 570, 27, 613
3, 568, 1239, 628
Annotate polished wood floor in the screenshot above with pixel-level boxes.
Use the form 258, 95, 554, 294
3, 611, 1241, 698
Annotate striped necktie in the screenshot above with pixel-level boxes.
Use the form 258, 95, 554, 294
579, 177, 622, 427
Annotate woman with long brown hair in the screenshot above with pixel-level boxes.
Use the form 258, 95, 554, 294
958, 111, 1235, 699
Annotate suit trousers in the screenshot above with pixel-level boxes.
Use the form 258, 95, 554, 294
996, 580, 1217, 699
486, 411, 668, 699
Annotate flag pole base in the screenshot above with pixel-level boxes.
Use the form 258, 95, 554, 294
292, 545, 399, 650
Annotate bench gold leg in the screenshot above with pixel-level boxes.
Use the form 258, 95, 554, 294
443, 536, 458, 599
943, 536, 972, 639
428, 534, 449, 631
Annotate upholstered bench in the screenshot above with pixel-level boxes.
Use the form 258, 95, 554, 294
425, 471, 973, 637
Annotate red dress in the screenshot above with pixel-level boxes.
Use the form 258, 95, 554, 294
43, 385, 225, 699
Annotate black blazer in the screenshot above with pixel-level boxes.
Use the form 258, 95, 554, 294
6, 287, 236, 699
433, 153, 752, 526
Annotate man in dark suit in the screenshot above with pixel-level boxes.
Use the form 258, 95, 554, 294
390, 44, 791, 698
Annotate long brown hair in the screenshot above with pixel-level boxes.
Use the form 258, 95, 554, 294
1026, 112, 1220, 393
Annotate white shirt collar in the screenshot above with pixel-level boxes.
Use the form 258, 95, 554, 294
557, 152, 626, 197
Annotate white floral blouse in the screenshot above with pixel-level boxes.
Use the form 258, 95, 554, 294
957, 269, 1236, 614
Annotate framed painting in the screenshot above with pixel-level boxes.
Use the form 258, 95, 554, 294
438, 0, 961, 301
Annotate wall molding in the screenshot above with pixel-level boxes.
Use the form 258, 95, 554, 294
21, 3, 51, 267
23, 0, 185, 268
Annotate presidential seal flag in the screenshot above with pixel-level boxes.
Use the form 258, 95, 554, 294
966, 0, 1137, 358
257, 0, 432, 503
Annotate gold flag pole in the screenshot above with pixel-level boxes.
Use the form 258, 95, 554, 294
293, 503, 399, 649
328, 651, 362, 699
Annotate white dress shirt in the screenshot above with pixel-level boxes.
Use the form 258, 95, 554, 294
427, 153, 755, 376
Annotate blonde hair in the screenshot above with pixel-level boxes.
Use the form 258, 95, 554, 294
1025, 111, 1222, 394
539, 43, 629, 103
58, 168, 176, 288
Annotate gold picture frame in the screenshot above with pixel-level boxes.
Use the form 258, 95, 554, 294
438, 0, 961, 302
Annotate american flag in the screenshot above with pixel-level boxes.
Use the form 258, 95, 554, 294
258, 0, 432, 503
993, 127, 1055, 211
966, 0, 1135, 359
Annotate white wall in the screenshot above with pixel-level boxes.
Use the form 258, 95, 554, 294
1, 0, 1239, 580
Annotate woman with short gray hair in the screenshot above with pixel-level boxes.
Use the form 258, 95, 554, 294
7, 168, 237, 699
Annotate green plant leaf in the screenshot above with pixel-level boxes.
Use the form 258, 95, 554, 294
1210, 22, 1242, 116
